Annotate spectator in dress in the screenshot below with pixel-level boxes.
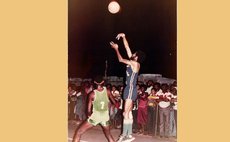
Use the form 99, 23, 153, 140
137, 85, 148, 135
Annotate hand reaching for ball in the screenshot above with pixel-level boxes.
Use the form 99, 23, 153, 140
116, 33, 125, 40
110, 41, 119, 49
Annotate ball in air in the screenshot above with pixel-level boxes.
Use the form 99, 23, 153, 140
108, 1, 120, 14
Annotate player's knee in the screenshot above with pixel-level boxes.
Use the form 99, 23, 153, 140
129, 111, 133, 119
123, 112, 128, 119
104, 130, 110, 136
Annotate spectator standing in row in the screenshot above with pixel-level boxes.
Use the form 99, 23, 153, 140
137, 85, 148, 134
146, 87, 158, 136
68, 84, 77, 121
74, 87, 86, 124
157, 84, 172, 138
169, 86, 177, 137
110, 85, 120, 128
145, 80, 154, 95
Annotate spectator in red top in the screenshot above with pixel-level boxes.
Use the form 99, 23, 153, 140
137, 85, 148, 134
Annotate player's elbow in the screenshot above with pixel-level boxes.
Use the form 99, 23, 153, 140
118, 58, 123, 62
124, 45, 130, 49
118, 59, 125, 63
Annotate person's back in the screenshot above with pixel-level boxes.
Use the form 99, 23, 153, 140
88, 87, 110, 124
72, 76, 116, 142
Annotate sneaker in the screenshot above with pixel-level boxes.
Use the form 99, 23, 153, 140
116, 125, 121, 128
76, 121, 81, 125
122, 135, 135, 142
116, 135, 125, 142
136, 131, 144, 135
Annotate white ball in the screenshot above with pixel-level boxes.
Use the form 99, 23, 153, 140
108, 1, 120, 14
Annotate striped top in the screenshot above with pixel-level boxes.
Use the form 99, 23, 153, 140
125, 65, 138, 87
123, 65, 138, 100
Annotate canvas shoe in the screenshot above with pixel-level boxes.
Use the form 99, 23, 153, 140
116, 135, 126, 142
122, 135, 135, 142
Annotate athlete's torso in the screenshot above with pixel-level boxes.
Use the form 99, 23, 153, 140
125, 65, 138, 86
89, 87, 110, 123
123, 66, 139, 100
92, 87, 109, 112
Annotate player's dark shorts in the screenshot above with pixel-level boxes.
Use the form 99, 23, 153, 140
123, 86, 137, 101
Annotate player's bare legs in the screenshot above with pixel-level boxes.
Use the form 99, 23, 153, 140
101, 125, 115, 142
123, 99, 133, 119
72, 121, 94, 142
117, 99, 135, 142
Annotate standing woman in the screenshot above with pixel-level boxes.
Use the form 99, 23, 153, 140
110, 33, 145, 142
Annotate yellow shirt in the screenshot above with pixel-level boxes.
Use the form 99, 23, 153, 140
147, 95, 158, 107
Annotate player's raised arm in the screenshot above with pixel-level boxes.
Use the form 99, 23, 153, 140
116, 33, 132, 58
110, 41, 131, 66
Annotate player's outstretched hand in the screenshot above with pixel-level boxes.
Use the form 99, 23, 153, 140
116, 33, 125, 40
110, 41, 119, 49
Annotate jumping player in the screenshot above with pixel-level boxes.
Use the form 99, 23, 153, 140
72, 76, 116, 142
110, 33, 146, 142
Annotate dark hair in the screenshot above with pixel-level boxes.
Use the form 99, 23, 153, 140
151, 87, 157, 92
161, 83, 169, 92
94, 75, 104, 83
136, 50, 146, 63
140, 84, 147, 91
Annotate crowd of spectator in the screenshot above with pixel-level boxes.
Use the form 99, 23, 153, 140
68, 79, 177, 138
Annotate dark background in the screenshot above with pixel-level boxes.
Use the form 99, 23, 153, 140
68, 0, 177, 79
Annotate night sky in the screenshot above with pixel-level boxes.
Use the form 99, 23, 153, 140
68, 0, 177, 79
